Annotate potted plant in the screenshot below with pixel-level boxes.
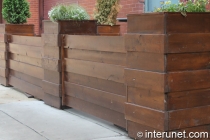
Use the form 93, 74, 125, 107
48, 4, 97, 35
2, 0, 34, 36
94, 0, 121, 36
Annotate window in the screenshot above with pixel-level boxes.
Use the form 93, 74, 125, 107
145, 0, 179, 12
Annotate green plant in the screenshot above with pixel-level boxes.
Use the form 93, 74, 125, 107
94, 0, 121, 26
48, 4, 90, 22
2, 0, 31, 24
154, 0, 209, 16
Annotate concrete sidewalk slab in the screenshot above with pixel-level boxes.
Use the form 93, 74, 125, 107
0, 101, 132, 140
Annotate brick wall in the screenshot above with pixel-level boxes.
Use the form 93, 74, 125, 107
27, 0, 39, 35
43, 0, 145, 34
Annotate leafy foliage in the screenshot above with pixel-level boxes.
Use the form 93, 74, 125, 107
48, 4, 90, 22
94, 0, 121, 26
2, 0, 31, 24
154, 0, 209, 16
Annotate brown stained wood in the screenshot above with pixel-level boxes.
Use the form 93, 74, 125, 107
65, 48, 126, 66
0, 42, 6, 51
10, 70, 42, 87
65, 96, 126, 128
167, 34, 210, 53
167, 52, 210, 71
0, 67, 7, 78
169, 105, 210, 130
10, 53, 42, 67
0, 59, 6, 68
166, 13, 210, 33
44, 93, 61, 109
97, 25, 120, 36
65, 82, 126, 113
127, 52, 165, 72
42, 80, 61, 97
65, 59, 124, 83
65, 35, 126, 53
42, 34, 59, 47
58, 20, 97, 35
9, 43, 43, 58
9, 60, 44, 79
9, 76, 44, 100
125, 34, 166, 53
0, 51, 6, 60
128, 87, 166, 111
167, 70, 210, 92
43, 20, 59, 34
6, 24, 34, 36
125, 103, 167, 131
125, 68, 166, 92
11, 35, 42, 47
42, 58, 61, 72
65, 72, 126, 96
127, 121, 164, 140
0, 76, 7, 86
44, 70, 61, 84
127, 13, 165, 34
167, 89, 210, 110
44, 46, 60, 59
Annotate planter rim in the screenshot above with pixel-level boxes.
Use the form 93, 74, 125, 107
5, 24, 35, 26
128, 12, 210, 16
97, 25, 120, 26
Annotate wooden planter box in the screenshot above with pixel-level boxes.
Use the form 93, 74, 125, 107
0, 24, 35, 36
97, 25, 120, 36
125, 12, 210, 139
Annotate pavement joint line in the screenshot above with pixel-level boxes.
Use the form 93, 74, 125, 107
65, 110, 126, 137
0, 109, 50, 140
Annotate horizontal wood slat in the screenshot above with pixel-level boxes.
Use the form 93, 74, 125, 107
10, 70, 42, 87
125, 103, 167, 131
10, 53, 42, 67
125, 68, 166, 92
65, 59, 124, 83
0, 67, 7, 77
65, 96, 126, 128
0, 42, 6, 51
9, 60, 43, 79
65, 72, 126, 96
44, 70, 61, 84
42, 58, 61, 72
169, 105, 210, 130
65, 82, 126, 113
167, 89, 210, 110
65, 48, 126, 66
11, 35, 42, 47
0, 51, 6, 60
9, 76, 44, 100
0, 59, 6, 68
44, 46, 60, 59
65, 35, 126, 53
44, 93, 61, 109
0, 76, 7, 86
9, 43, 43, 58
42, 34, 59, 47
42, 80, 61, 97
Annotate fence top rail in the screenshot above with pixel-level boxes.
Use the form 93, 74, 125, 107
10, 35, 43, 47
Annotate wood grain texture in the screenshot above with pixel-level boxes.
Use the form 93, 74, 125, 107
167, 52, 210, 71
167, 70, 210, 92
125, 68, 166, 92
65, 82, 126, 113
65, 96, 126, 128
65, 35, 125, 53
6, 24, 35, 36
125, 103, 167, 131
44, 93, 61, 109
42, 58, 61, 72
65, 59, 124, 83
167, 33, 210, 53
10, 53, 42, 67
42, 80, 61, 97
127, 52, 165, 72
125, 34, 166, 53
169, 105, 210, 130
9, 76, 44, 100
65, 48, 126, 66
9, 43, 43, 58
10, 70, 42, 87
44, 70, 61, 84
128, 87, 166, 111
11, 35, 42, 47
65, 72, 126, 96
9, 60, 44, 79
167, 89, 210, 110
